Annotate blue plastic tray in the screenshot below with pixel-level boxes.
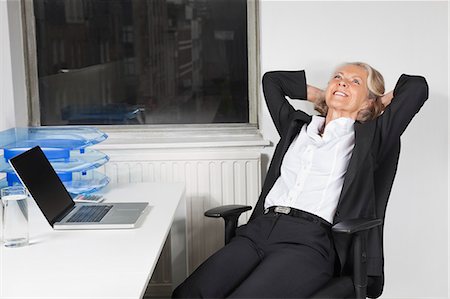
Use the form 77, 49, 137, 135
0, 170, 110, 195
0, 149, 109, 174
0, 127, 108, 159
0, 127, 110, 194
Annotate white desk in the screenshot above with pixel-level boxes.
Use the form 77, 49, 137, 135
0, 182, 187, 299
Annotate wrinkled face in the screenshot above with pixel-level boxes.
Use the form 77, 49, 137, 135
325, 64, 371, 119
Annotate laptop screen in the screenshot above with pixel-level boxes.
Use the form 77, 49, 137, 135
9, 146, 75, 226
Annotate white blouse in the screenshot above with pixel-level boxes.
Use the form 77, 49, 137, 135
264, 115, 355, 223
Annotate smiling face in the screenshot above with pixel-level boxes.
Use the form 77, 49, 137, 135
324, 64, 371, 120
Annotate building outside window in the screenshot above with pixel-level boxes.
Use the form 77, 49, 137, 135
30, 0, 253, 126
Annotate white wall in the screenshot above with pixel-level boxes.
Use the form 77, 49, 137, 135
0, 0, 16, 131
259, 1, 448, 298
0, 0, 28, 132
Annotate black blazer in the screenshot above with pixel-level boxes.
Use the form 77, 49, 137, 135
250, 70, 428, 295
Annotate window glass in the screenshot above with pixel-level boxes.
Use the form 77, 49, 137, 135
34, 0, 248, 125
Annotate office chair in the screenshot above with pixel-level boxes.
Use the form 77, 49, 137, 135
203, 135, 405, 299
205, 205, 382, 299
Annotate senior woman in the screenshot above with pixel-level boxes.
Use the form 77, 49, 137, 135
172, 62, 429, 298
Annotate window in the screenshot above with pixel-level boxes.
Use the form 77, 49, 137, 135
28, 0, 255, 126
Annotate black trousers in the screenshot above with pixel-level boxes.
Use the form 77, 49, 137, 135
172, 211, 336, 298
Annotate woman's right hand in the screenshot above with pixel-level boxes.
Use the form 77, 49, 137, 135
307, 85, 325, 104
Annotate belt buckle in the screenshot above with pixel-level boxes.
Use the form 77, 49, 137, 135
274, 206, 291, 215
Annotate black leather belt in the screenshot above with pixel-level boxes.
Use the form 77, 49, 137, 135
264, 206, 331, 229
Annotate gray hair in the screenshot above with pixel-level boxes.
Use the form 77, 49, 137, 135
314, 62, 385, 122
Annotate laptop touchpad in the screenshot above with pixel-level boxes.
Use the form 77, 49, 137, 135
103, 204, 146, 223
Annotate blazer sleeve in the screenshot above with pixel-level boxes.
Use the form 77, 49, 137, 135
377, 74, 429, 158
262, 71, 308, 137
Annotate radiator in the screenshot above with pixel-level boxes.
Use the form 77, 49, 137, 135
98, 149, 262, 295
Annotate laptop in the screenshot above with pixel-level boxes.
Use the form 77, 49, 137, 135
9, 146, 148, 230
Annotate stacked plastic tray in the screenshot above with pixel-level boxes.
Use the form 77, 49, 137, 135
0, 127, 110, 195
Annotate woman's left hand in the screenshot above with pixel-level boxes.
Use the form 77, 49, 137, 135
381, 90, 394, 107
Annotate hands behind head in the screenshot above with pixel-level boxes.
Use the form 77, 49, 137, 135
307, 85, 325, 104
306, 84, 394, 118
380, 90, 394, 108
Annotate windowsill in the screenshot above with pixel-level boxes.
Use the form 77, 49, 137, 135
93, 124, 270, 150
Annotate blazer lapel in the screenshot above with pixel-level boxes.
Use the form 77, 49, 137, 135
337, 121, 374, 209
272, 110, 312, 178
252, 110, 312, 220
280, 110, 312, 155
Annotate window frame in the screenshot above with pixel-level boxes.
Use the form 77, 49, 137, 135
23, 0, 261, 136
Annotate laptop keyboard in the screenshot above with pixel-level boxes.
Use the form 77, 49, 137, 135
67, 205, 113, 223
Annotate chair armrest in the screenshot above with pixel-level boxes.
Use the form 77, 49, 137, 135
332, 218, 383, 234
331, 218, 382, 299
204, 205, 252, 244
204, 204, 252, 218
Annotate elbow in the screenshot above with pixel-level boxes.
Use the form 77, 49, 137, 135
262, 71, 277, 85
411, 75, 429, 102
262, 71, 283, 94
397, 74, 429, 102
418, 76, 429, 100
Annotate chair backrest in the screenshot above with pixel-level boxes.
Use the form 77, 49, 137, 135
367, 141, 401, 298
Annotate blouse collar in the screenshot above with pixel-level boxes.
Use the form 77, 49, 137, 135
307, 115, 355, 142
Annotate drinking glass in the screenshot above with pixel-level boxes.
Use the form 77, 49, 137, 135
1, 186, 29, 248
